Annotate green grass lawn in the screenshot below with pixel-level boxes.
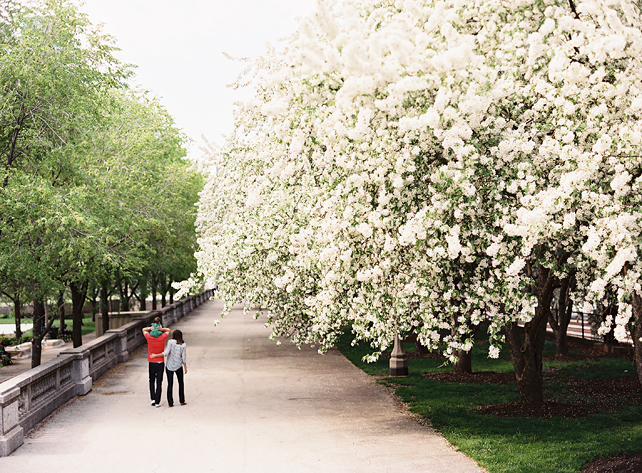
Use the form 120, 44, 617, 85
336, 329, 642, 473
0, 315, 96, 337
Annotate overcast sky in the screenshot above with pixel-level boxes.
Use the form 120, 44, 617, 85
79, 0, 318, 160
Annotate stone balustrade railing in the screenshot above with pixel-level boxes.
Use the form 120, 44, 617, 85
0, 289, 214, 456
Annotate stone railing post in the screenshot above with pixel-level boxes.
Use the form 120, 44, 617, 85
182, 298, 188, 315
0, 386, 23, 456
106, 328, 129, 363
58, 347, 92, 396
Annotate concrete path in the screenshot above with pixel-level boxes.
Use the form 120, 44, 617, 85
2, 300, 484, 473
0, 323, 32, 335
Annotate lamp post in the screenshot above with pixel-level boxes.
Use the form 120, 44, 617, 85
389, 333, 408, 376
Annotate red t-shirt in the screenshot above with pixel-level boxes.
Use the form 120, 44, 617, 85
145, 332, 168, 362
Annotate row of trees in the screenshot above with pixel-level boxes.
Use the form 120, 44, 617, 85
0, 0, 201, 367
194, 0, 642, 407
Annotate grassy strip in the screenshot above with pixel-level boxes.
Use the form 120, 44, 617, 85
0, 316, 96, 337
336, 330, 642, 473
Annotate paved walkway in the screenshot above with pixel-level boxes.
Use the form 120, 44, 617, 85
0, 323, 33, 335
2, 300, 484, 472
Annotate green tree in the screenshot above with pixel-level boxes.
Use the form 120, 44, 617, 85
0, 0, 128, 364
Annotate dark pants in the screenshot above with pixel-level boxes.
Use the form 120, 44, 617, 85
149, 362, 164, 404
166, 367, 185, 406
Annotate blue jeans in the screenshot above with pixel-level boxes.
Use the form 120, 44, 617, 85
166, 367, 185, 406
149, 362, 164, 404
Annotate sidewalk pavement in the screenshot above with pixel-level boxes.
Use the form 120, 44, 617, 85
0, 323, 33, 335
1, 300, 485, 473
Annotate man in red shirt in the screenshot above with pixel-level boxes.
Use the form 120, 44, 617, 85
143, 317, 170, 407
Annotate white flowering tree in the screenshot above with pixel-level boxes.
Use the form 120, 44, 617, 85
196, 0, 642, 406
496, 0, 642, 397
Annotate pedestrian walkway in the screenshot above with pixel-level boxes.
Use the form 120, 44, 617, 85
1, 300, 484, 473
0, 323, 32, 335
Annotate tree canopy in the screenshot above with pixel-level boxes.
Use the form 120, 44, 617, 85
0, 0, 202, 364
195, 0, 642, 406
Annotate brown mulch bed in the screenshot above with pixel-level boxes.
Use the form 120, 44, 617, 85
423, 370, 515, 385
563, 373, 642, 406
474, 400, 603, 418
542, 339, 634, 363
381, 350, 444, 360
581, 453, 642, 473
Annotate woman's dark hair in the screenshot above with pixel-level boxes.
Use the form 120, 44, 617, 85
173, 329, 184, 345
153, 316, 161, 324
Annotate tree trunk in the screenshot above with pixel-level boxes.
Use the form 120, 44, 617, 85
453, 350, 472, 374
70, 281, 88, 348
505, 265, 556, 408
504, 318, 547, 407
31, 298, 46, 368
630, 292, 642, 392
117, 277, 131, 312
88, 283, 99, 322
135, 275, 148, 311
57, 290, 65, 335
13, 295, 22, 340
548, 276, 574, 356
151, 282, 157, 310
100, 280, 110, 335
122, 279, 130, 311
451, 322, 477, 374
407, 331, 429, 355
602, 303, 617, 352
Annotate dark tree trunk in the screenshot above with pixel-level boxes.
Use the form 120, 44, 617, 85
70, 281, 88, 348
169, 289, 174, 305
100, 280, 110, 335
117, 276, 131, 312
602, 303, 617, 351
151, 282, 157, 311
407, 331, 429, 355
13, 295, 22, 340
31, 298, 53, 368
452, 319, 478, 374
158, 274, 171, 308
630, 292, 642, 392
88, 283, 99, 322
548, 275, 574, 356
505, 264, 557, 408
57, 290, 65, 335
134, 274, 148, 311
453, 350, 472, 374
121, 279, 130, 311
